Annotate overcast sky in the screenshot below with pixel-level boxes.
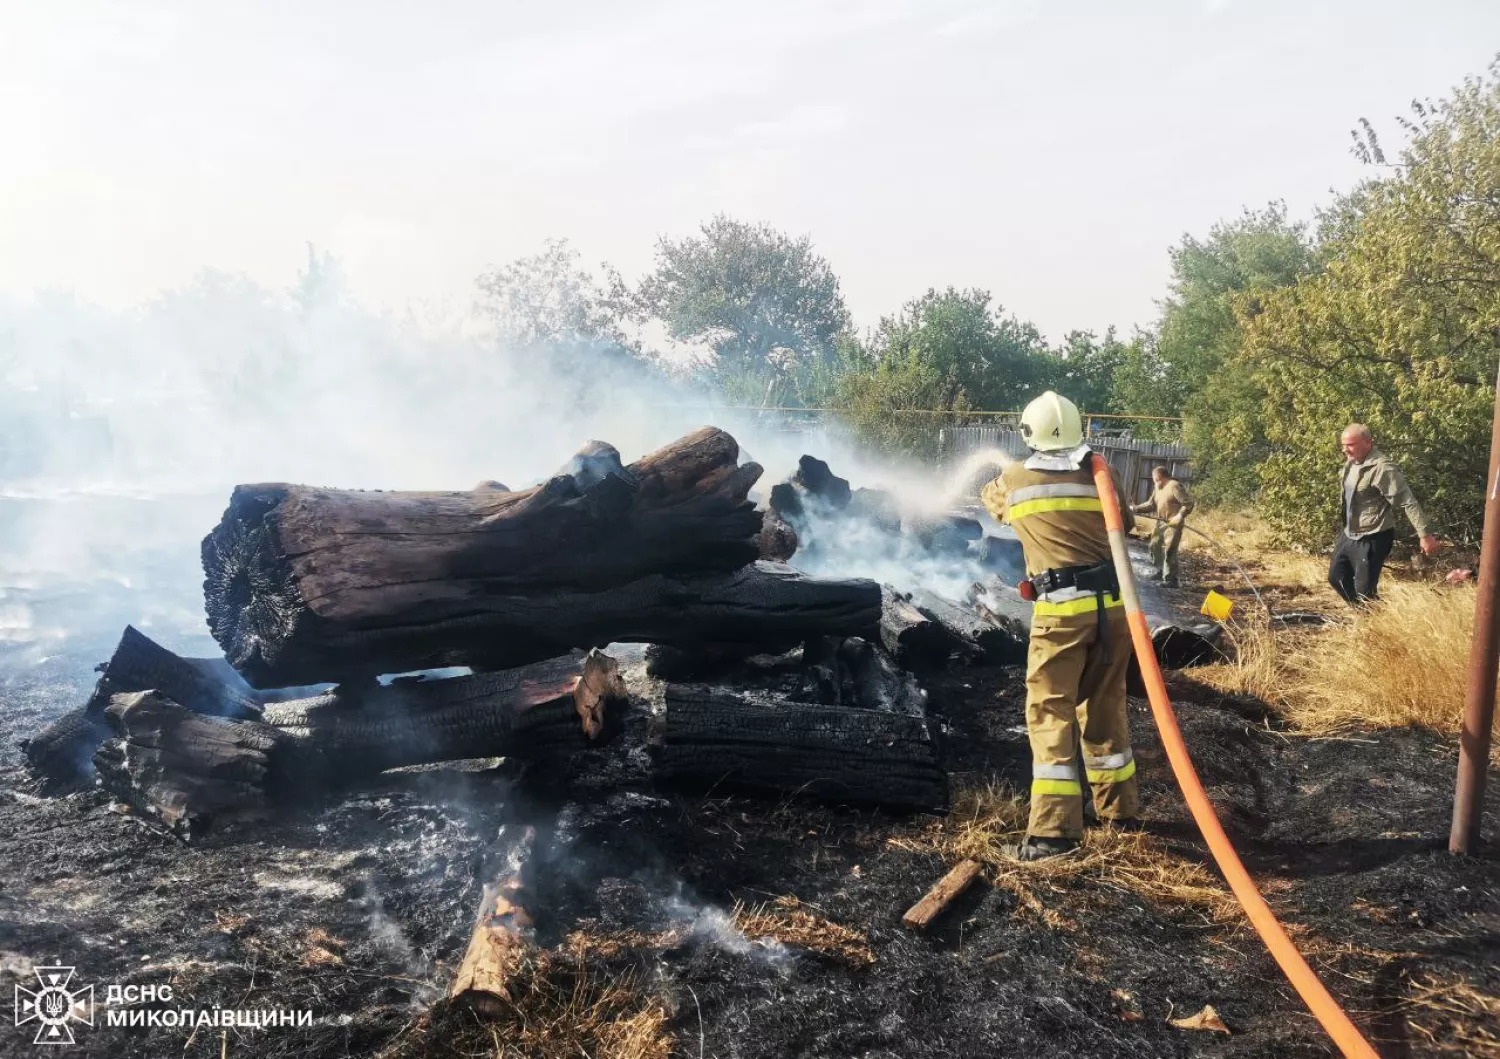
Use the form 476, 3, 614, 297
3, 0, 1498, 342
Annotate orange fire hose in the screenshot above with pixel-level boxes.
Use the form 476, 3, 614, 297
1090, 454, 1380, 1059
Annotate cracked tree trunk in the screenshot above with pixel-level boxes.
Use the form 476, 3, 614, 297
202, 428, 766, 687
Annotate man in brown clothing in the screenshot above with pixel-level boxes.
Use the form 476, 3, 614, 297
1132, 467, 1194, 586
1330, 424, 1440, 604
980, 391, 1139, 860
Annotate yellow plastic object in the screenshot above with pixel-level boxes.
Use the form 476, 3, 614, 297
1200, 589, 1234, 623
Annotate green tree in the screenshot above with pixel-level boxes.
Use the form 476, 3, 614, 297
1244, 58, 1500, 547
1041, 327, 1132, 417
476, 238, 628, 348
834, 287, 1050, 459
1142, 204, 1318, 499
633, 216, 851, 405
474, 239, 658, 394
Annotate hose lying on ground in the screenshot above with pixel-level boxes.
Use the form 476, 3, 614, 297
1133, 512, 1269, 614
1135, 513, 1333, 627
1093, 455, 1381, 1059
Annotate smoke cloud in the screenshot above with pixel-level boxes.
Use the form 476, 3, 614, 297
1, 260, 974, 674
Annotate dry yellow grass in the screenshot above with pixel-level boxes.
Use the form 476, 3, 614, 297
1179, 508, 1479, 741
467, 951, 674, 1059
1279, 582, 1474, 735
1177, 507, 1330, 596
564, 927, 681, 961
890, 784, 1240, 927
1402, 974, 1500, 1058
731, 896, 876, 966
1189, 617, 1290, 703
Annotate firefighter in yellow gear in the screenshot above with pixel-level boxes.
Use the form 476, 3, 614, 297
980, 391, 1141, 860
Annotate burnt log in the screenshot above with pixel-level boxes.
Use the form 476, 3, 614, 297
448, 824, 542, 1013
791, 455, 851, 510
202, 427, 766, 687
908, 588, 1027, 665
23, 625, 262, 788
757, 509, 799, 561
93, 691, 283, 833
967, 583, 1034, 647
837, 637, 927, 715
974, 534, 1026, 580
651, 684, 947, 811
92, 652, 625, 838
906, 513, 983, 556
234, 561, 878, 687
879, 589, 956, 670
768, 481, 803, 520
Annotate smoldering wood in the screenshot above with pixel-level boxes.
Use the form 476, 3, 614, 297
847, 488, 902, 533
448, 824, 542, 1013
974, 535, 1026, 581
966, 583, 1034, 648
202, 427, 766, 687
768, 481, 803, 520
641, 643, 787, 682
92, 652, 626, 838
651, 683, 948, 811
791, 455, 851, 510
220, 561, 880, 689
644, 637, 916, 714
757, 509, 799, 562
878, 590, 956, 671
837, 637, 927, 715
907, 588, 1028, 666
905, 513, 983, 556
23, 625, 262, 788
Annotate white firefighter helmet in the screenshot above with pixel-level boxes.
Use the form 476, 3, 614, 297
1020, 391, 1084, 452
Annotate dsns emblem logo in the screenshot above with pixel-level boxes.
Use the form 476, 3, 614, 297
14, 967, 94, 1046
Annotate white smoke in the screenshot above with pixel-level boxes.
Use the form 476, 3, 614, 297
0, 260, 998, 671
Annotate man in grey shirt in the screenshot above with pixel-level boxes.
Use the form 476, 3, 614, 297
1329, 424, 1441, 604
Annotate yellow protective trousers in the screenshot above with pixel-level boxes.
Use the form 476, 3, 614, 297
1024, 602, 1139, 839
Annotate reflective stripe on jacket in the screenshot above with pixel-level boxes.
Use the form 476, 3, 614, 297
980, 455, 1134, 606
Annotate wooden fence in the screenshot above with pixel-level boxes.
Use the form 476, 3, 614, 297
940, 426, 1192, 506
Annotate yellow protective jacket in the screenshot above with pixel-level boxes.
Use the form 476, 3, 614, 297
980, 450, 1134, 616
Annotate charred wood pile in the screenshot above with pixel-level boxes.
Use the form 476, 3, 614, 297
650, 634, 945, 810
764, 454, 1224, 673
21, 427, 1226, 837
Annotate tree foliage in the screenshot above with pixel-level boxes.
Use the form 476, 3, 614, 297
1040, 327, 1137, 418
476, 238, 628, 348
474, 239, 654, 389
1243, 59, 1500, 547
834, 287, 1050, 459
1131, 204, 1319, 497
633, 216, 851, 405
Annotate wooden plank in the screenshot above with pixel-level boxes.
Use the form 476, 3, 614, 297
902, 859, 985, 930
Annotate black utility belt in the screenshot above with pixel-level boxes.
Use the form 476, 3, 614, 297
1018, 561, 1119, 602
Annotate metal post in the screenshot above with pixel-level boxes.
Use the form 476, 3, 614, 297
1450, 359, 1500, 855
